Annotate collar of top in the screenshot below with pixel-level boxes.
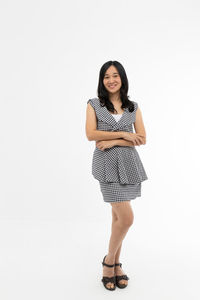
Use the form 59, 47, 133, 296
93, 98, 136, 130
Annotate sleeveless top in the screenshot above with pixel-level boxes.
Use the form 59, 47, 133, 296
87, 97, 148, 184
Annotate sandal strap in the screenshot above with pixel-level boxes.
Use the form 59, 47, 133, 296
116, 274, 129, 281
102, 261, 115, 267
115, 262, 122, 267
102, 276, 116, 284
102, 255, 115, 268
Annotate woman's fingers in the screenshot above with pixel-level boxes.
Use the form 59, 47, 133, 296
135, 139, 141, 145
134, 136, 144, 145
137, 137, 144, 144
136, 134, 145, 144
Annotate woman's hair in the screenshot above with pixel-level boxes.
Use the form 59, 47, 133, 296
97, 60, 136, 113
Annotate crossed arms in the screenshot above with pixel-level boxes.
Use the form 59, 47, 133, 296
86, 102, 146, 147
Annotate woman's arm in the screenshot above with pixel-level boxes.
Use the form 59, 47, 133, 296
86, 103, 125, 141
95, 138, 142, 149
89, 130, 125, 141
133, 106, 146, 144
108, 138, 142, 147
115, 138, 136, 147
86, 102, 146, 143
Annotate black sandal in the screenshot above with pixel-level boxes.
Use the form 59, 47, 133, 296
115, 262, 129, 288
101, 255, 116, 291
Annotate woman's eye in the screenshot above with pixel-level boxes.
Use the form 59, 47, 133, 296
104, 76, 117, 79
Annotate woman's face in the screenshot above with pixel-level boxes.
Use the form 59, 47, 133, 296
103, 65, 122, 94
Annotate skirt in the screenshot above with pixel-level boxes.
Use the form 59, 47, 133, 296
99, 181, 141, 203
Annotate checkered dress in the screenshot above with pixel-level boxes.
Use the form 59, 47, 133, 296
87, 97, 148, 203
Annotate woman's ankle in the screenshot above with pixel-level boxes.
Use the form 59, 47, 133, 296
105, 253, 115, 264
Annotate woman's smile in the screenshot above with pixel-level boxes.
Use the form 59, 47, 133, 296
108, 83, 118, 89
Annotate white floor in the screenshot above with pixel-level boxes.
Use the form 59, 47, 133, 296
0, 218, 199, 300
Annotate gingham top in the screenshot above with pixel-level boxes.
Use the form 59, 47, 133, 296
87, 97, 148, 184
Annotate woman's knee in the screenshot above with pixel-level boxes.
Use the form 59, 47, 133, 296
111, 207, 118, 222
111, 202, 134, 227
119, 214, 134, 227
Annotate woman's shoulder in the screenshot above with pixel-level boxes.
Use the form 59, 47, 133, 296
87, 97, 99, 104
87, 98, 138, 112
87, 97, 100, 110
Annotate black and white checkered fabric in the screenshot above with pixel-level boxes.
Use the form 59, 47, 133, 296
87, 97, 148, 185
99, 181, 141, 203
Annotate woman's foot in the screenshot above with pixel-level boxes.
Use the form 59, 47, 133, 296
102, 255, 115, 290
114, 262, 128, 285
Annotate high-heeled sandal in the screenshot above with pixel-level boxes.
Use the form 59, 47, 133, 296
115, 262, 129, 288
101, 255, 116, 291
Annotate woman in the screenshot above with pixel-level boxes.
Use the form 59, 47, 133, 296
85, 60, 148, 291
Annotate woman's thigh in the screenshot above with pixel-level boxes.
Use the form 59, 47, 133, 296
110, 201, 134, 225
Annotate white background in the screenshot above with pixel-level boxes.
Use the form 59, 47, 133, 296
0, 0, 200, 299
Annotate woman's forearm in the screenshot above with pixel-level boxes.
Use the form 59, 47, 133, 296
88, 130, 125, 141
114, 138, 135, 147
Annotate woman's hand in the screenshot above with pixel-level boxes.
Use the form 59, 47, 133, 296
122, 132, 145, 145
96, 140, 116, 151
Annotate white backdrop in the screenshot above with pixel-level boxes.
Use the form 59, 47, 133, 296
0, 0, 199, 299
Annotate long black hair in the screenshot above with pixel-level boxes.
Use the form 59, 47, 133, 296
97, 60, 136, 113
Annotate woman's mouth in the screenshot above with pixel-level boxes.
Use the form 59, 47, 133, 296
108, 84, 117, 88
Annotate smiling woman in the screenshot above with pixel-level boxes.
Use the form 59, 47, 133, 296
85, 60, 148, 291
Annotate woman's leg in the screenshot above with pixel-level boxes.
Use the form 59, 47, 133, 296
111, 209, 124, 284
111, 204, 134, 285
102, 201, 134, 288
112, 208, 122, 263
